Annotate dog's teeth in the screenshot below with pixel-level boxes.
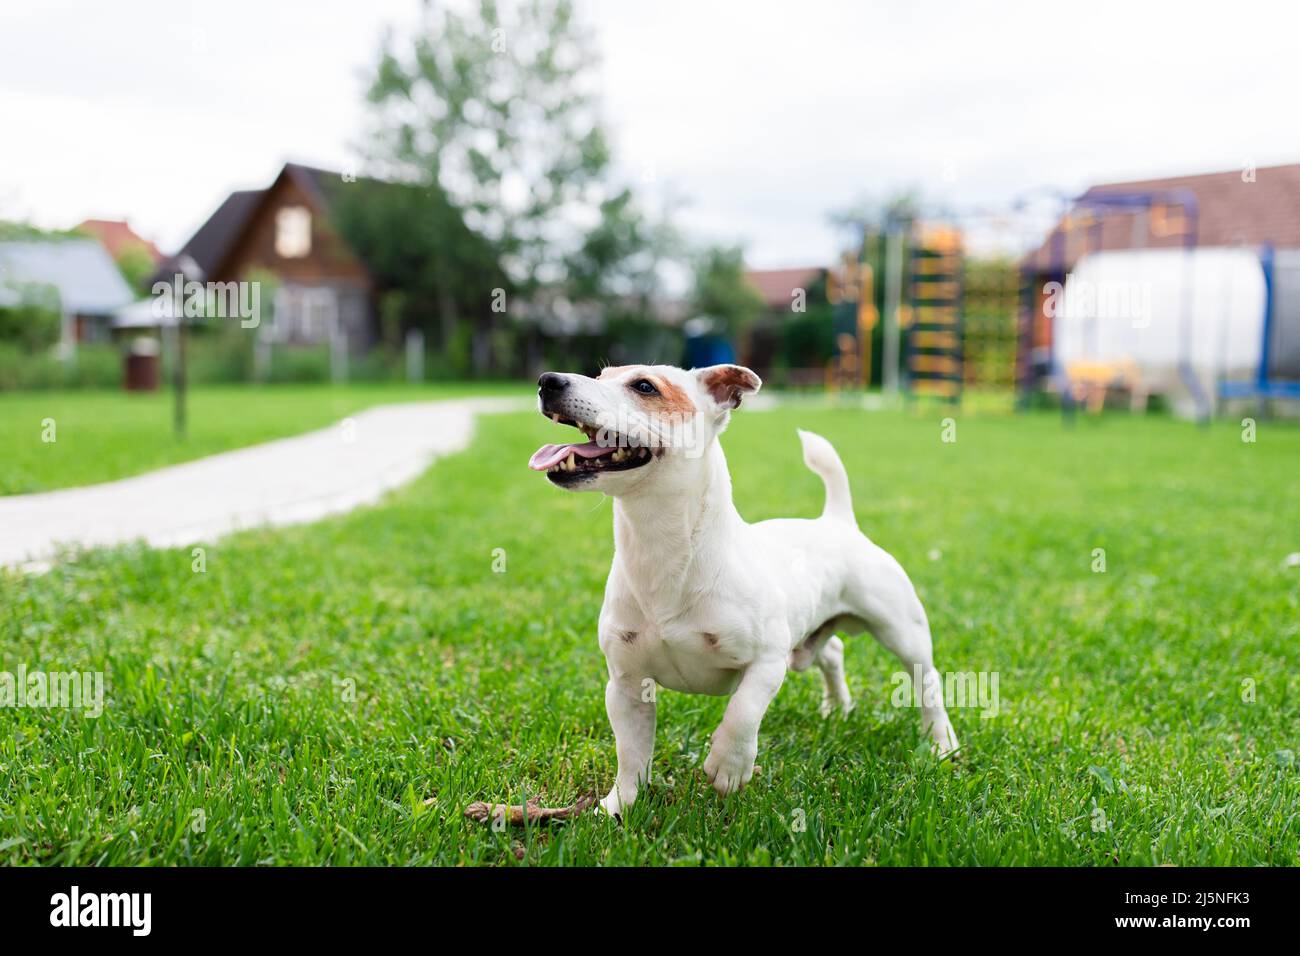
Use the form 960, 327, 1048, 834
612, 449, 626, 462
565, 453, 576, 471
552, 414, 561, 423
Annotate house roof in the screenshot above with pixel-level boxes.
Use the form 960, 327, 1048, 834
1023, 162, 1300, 272
156, 189, 263, 283
76, 219, 163, 263
746, 267, 826, 310
0, 237, 135, 315
154, 163, 356, 283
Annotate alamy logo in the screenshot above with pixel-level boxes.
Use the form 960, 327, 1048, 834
1042, 279, 1152, 327
890, 663, 1000, 718
590, 407, 709, 459
152, 272, 261, 328
50, 886, 151, 936
0, 666, 104, 717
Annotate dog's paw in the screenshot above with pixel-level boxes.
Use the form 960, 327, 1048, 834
820, 694, 854, 719
703, 738, 757, 797
597, 787, 633, 820
926, 718, 960, 758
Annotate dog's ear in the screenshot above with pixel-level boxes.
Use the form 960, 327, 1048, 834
694, 365, 762, 411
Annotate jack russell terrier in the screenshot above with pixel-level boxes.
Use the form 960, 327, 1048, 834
528, 364, 959, 817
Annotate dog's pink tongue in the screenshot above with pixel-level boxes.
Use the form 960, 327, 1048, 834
528, 441, 608, 471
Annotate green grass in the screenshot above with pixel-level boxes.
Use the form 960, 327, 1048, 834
0, 382, 517, 494
1, 402, 1297, 865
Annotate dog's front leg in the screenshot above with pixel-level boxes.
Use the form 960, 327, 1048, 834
703, 655, 786, 797
599, 675, 656, 818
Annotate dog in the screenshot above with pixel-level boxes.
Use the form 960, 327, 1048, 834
529, 363, 959, 817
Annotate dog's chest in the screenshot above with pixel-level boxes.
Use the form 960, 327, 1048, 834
608, 619, 747, 696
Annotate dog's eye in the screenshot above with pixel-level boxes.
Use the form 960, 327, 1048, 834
630, 379, 659, 396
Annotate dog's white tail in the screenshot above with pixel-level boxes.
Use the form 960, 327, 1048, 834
797, 429, 855, 524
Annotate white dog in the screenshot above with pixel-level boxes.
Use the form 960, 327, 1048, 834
529, 364, 959, 817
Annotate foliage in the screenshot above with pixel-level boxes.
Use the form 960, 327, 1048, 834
357, 0, 669, 375
329, 177, 505, 353
0, 284, 62, 351
779, 303, 839, 370
0, 219, 79, 242
539, 311, 684, 375
828, 190, 922, 239
0, 342, 120, 391
691, 244, 767, 340
113, 244, 158, 294
364, 0, 610, 296
565, 188, 679, 307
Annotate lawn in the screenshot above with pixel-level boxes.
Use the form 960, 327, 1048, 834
0, 382, 517, 495
1, 400, 1297, 865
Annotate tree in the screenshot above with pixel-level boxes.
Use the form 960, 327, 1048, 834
361, 0, 613, 373
115, 244, 157, 293
0, 284, 61, 352
565, 188, 680, 312
690, 245, 766, 342
828, 190, 922, 239
329, 175, 505, 363
0, 221, 77, 353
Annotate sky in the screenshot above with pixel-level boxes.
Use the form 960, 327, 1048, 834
2, 0, 1298, 267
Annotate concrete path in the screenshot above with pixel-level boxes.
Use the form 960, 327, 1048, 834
0, 397, 525, 571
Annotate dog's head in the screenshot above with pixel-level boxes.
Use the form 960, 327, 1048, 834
528, 363, 761, 494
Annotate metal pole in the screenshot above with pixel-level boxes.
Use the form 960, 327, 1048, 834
329, 297, 347, 384
406, 327, 425, 382
174, 312, 187, 439
882, 227, 903, 395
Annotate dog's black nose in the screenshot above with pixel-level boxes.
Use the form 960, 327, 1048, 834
538, 372, 568, 394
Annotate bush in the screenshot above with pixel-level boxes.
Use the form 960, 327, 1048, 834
0, 292, 62, 352
185, 324, 255, 385
0, 342, 121, 390
267, 345, 332, 383
349, 348, 403, 382
779, 305, 838, 369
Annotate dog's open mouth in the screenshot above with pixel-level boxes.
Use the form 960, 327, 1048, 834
529, 413, 658, 481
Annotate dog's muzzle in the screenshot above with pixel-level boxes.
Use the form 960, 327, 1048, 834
530, 371, 659, 482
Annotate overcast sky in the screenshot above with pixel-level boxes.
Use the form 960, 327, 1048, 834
2, 0, 1297, 266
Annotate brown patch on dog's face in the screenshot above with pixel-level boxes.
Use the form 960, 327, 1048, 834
600, 366, 698, 416
650, 377, 697, 416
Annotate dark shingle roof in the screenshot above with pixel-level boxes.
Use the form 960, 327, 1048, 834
167, 189, 264, 281
153, 163, 363, 283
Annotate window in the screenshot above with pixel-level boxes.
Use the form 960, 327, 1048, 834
270, 286, 337, 343
275, 206, 312, 258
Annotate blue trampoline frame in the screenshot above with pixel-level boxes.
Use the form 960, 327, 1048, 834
1218, 244, 1300, 401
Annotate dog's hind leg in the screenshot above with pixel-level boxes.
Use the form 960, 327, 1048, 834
814, 635, 852, 717
841, 558, 960, 756
872, 614, 959, 755
790, 616, 860, 717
